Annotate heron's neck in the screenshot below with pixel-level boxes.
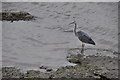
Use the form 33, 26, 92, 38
74, 23, 77, 36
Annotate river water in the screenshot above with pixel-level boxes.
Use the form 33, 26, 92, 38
2, 2, 118, 71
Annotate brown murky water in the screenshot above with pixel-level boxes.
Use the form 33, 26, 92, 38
2, 2, 118, 71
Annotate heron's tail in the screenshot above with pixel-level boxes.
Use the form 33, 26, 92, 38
91, 40, 95, 45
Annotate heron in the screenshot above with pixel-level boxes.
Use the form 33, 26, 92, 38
69, 21, 95, 54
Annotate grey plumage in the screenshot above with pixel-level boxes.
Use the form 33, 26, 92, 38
76, 31, 95, 45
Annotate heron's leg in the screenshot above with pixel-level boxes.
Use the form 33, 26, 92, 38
81, 43, 85, 54
82, 43, 85, 48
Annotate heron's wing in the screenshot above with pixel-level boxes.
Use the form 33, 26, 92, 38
77, 31, 95, 45
77, 31, 91, 39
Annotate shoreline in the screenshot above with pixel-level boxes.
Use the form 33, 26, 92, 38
2, 54, 118, 79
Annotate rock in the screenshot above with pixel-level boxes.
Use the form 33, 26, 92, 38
39, 65, 53, 72
2, 67, 24, 78
39, 66, 48, 69
67, 54, 84, 64
66, 53, 118, 78
46, 68, 53, 72
67, 58, 81, 64
0, 10, 36, 22
25, 70, 40, 78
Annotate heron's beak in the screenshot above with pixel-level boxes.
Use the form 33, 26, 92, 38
69, 22, 74, 25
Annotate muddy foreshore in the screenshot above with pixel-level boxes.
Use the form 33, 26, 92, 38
2, 53, 118, 79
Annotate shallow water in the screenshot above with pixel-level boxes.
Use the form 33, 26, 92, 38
2, 2, 118, 71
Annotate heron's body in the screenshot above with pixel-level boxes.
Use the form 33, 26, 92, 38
69, 20, 96, 54
72, 21, 95, 45
70, 20, 95, 54
76, 31, 95, 45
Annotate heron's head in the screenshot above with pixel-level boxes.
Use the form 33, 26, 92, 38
69, 21, 76, 25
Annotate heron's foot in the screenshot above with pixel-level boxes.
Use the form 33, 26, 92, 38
82, 44, 85, 48
81, 48, 84, 54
